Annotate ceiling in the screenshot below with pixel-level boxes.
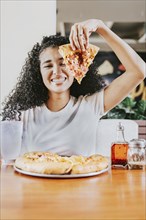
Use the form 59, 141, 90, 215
57, 0, 146, 52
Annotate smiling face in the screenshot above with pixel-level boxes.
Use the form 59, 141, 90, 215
39, 47, 74, 95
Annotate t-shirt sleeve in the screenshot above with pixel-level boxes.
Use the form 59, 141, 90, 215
84, 90, 107, 118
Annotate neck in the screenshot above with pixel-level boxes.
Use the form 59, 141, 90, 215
46, 91, 70, 112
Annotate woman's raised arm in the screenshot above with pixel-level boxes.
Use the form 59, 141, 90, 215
69, 19, 146, 112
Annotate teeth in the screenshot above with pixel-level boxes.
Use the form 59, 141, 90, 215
51, 77, 66, 83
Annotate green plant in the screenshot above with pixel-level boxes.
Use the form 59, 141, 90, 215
102, 97, 146, 120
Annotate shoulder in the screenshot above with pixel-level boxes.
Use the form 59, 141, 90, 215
79, 90, 105, 116
20, 104, 45, 121
84, 90, 104, 104
71, 90, 104, 106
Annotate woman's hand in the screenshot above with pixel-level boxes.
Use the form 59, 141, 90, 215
69, 19, 102, 51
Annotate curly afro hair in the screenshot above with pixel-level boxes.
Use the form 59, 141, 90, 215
1, 35, 106, 121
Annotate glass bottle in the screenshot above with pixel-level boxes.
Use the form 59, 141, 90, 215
127, 139, 146, 170
111, 122, 129, 167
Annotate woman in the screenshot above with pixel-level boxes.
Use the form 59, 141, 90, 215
1, 19, 145, 157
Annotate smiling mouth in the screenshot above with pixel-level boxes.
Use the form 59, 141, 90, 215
51, 77, 67, 84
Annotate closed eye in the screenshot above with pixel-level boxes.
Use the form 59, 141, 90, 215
44, 65, 53, 69
60, 63, 66, 67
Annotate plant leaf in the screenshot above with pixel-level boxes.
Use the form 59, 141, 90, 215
106, 109, 126, 119
121, 97, 136, 109
135, 100, 146, 115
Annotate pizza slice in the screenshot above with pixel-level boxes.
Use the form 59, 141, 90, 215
70, 154, 108, 174
15, 151, 73, 175
58, 44, 100, 84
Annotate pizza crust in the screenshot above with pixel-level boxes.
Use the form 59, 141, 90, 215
15, 157, 72, 174
15, 152, 73, 174
71, 154, 108, 174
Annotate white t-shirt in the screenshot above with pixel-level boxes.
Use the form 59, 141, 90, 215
21, 90, 105, 157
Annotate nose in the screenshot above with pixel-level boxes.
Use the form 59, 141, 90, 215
53, 64, 62, 76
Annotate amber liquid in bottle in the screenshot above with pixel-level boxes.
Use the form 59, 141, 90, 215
111, 123, 128, 167
111, 143, 128, 166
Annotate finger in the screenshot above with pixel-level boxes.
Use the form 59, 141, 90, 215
69, 34, 76, 50
83, 27, 90, 49
77, 25, 85, 51
73, 25, 81, 50
69, 27, 76, 50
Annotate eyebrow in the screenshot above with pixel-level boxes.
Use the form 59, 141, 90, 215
42, 57, 64, 65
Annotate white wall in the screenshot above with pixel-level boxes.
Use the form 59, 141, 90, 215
1, 0, 56, 104
57, 0, 145, 22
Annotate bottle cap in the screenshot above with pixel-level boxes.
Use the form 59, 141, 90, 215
117, 122, 124, 131
129, 139, 146, 148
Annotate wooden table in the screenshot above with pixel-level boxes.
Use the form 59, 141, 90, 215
1, 165, 145, 220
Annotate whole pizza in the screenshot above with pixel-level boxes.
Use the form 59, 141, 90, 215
15, 151, 109, 175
